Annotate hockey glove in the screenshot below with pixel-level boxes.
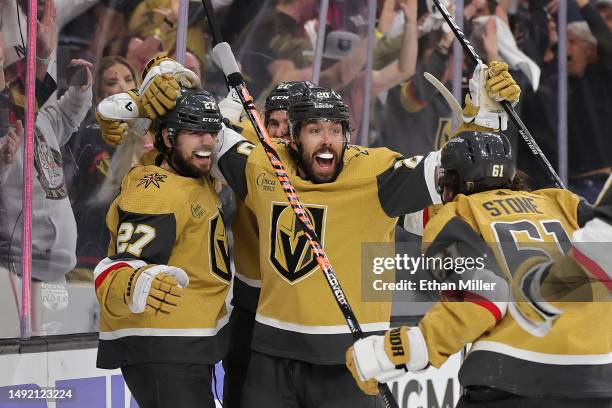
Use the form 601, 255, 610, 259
125, 264, 190, 315
218, 88, 244, 123
346, 327, 428, 395
139, 56, 200, 120
96, 90, 152, 146
462, 61, 520, 131
486, 61, 521, 103
140, 73, 181, 120
96, 111, 128, 147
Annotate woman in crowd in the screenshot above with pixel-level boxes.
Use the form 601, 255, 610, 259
65, 56, 147, 273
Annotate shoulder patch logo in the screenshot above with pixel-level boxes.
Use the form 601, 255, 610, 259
191, 203, 206, 219
394, 156, 423, 170
137, 172, 167, 189
269, 202, 327, 284
344, 144, 370, 165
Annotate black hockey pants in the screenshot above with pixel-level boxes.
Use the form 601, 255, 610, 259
458, 386, 612, 408
121, 362, 216, 408
240, 350, 384, 408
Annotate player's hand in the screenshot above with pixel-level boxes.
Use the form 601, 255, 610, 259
486, 61, 520, 103
96, 111, 128, 146
346, 327, 428, 395
141, 73, 181, 120
462, 62, 519, 131
346, 347, 380, 395
139, 56, 200, 118
218, 88, 243, 123
96, 90, 145, 146
125, 264, 190, 315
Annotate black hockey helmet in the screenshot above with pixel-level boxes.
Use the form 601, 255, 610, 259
155, 87, 223, 153
288, 84, 350, 143
438, 131, 516, 195
264, 82, 311, 116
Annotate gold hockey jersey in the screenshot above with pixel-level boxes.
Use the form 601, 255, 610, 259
94, 165, 231, 368
219, 140, 441, 364
230, 125, 328, 313
419, 188, 612, 397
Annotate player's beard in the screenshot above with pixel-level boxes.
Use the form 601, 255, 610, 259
290, 143, 345, 184
168, 147, 209, 178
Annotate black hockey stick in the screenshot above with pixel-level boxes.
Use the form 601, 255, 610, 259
201, 3, 399, 407
431, 0, 565, 189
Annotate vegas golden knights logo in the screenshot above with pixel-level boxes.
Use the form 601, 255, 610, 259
209, 212, 232, 282
269, 203, 326, 284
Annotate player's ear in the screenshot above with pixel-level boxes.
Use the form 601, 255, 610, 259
161, 128, 173, 149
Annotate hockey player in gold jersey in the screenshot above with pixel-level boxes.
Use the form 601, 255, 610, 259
345, 132, 612, 407
214, 83, 432, 407
211, 63, 521, 405
93, 88, 231, 408
223, 81, 312, 407
95, 56, 523, 406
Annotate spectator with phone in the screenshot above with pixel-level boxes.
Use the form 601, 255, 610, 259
64, 56, 142, 271
0, 58, 93, 283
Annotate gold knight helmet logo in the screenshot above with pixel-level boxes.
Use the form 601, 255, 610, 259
269, 203, 326, 284
208, 210, 232, 282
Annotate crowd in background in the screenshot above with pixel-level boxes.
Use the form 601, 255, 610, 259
0, 0, 610, 334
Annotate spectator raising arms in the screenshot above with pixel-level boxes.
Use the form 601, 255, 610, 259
0, 57, 93, 283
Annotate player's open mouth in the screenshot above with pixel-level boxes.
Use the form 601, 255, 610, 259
193, 150, 212, 161
314, 151, 335, 169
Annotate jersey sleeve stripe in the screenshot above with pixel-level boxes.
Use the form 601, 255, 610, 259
94, 258, 148, 289
571, 246, 612, 292
95, 262, 130, 290
465, 292, 503, 322
443, 290, 504, 322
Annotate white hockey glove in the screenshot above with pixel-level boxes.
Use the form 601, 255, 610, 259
218, 88, 244, 123
346, 327, 428, 396
211, 124, 249, 183
462, 61, 520, 131
96, 91, 152, 146
139, 56, 200, 120
126, 264, 190, 315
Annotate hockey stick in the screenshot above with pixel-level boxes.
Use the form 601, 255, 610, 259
431, 0, 565, 189
201, 3, 399, 408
